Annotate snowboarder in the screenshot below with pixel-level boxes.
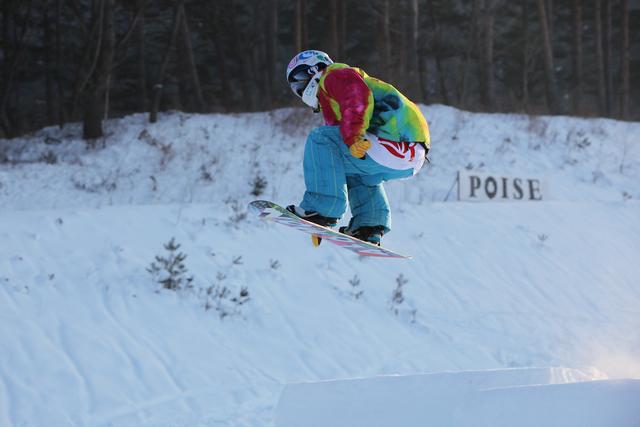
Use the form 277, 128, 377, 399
285, 50, 430, 247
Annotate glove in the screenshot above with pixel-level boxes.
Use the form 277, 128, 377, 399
349, 137, 371, 159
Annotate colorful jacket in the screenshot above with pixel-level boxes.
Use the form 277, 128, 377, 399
317, 63, 430, 149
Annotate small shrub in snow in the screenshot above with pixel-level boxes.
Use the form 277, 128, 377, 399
332, 273, 365, 300
200, 164, 213, 182
390, 274, 408, 316
526, 116, 549, 139
147, 237, 193, 291
149, 175, 158, 192
390, 274, 418, 323
622, 191, 632, 201
225, 198, 247, 225
250, 173, 268, 197
71, 169, 119, 193
40, 151, 58, 164
389, 274, 418, 323
44, 135, 62, 145
348, 274, 364, 299
269, 259, 281, 270
204, 284, 250, 319
575, 137, 591, 149
138, 129, 173, 167
537, 233, 549, 243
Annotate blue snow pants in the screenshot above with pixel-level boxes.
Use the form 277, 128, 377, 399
299, 126, 413, 233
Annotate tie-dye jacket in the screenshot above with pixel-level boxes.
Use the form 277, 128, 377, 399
317, 63, 430, 149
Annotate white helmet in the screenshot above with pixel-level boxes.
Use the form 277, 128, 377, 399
286, 50, 333, 109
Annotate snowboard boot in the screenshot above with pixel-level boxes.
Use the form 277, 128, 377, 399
286, 205, 338, 247
339, 225, 386, 246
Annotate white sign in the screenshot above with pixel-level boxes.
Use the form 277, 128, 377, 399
457, 170, 546, 201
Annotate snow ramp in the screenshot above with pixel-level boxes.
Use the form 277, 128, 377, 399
275, 368, 640, 427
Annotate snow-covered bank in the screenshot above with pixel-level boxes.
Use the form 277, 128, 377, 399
1, 106, 638, 211
0, 106, 639, 426
276, 368, 640, 427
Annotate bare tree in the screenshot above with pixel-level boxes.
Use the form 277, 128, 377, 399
176, 0, 205, 112
379, 0, 393, 80
620, 0, 630, 119
571, 0, 583, 113
522, 0, 531, 109
427, 1, 450, 104
54, 0, 66, 127
43, 3, 55, 124
135, 0, 147, 111
536, 0, 561, 113
208, 1, 232, 103
338, 1, 346, 58
406, 0, 420, 97
265, 0, 278, 107
0, 0, 33, 137
594, 0, 606, 115
293, 0, 307, 52
328, 0, 338, 56
150, 4, 181, 123
460, 0, 480, 108
604, 0, 613, 115
82, 0, 115, 140
480, 0, 495, 109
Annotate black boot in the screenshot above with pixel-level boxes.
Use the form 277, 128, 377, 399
339, 225, 385, 246
286, 205, 338, 227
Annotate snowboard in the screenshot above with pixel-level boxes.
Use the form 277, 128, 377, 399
248, 200, 411, 259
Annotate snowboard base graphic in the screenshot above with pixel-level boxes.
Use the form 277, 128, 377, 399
249, 200, 411, 259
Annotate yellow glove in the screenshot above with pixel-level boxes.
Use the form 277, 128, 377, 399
349, 137, 371, 159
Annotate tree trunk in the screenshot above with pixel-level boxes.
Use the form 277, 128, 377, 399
571, 0, 583, 114
381, 0, 392, 80
460, 0, 480, 109
522, 0, 530, 110
536, 0, 560, 113
265, 0, 278, 107
150, 3, 181, 123
0, 1, 11, 136
1, 0, 33, 137
546, 0, 554, 45
294, 0, 307, 52
338, 1, 346, 58
231, 0, 255, 110
176, 1, 205, 112
604, 0, 613, 115
427, 1, 449, 104
210, 2, 232, 105
594, 0, 606, 115
136, 0, 147, 111
407, 0, 420, 97
43, 3, 55, 124
83, 0, 115, 140
620, 0, 630, 119
301, 0, 308, 49
481, 0, 495, 110
55, 0, 65, 127
328, 0, 338, 56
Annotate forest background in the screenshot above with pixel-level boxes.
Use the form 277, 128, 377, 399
1, 0, 638, 139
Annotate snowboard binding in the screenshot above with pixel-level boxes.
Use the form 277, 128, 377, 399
339, 225, 385, 246
285, 205, 338, 227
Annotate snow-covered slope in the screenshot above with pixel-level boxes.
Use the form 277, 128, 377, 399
276, 369, 640, 427
0, 106, 639, 426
